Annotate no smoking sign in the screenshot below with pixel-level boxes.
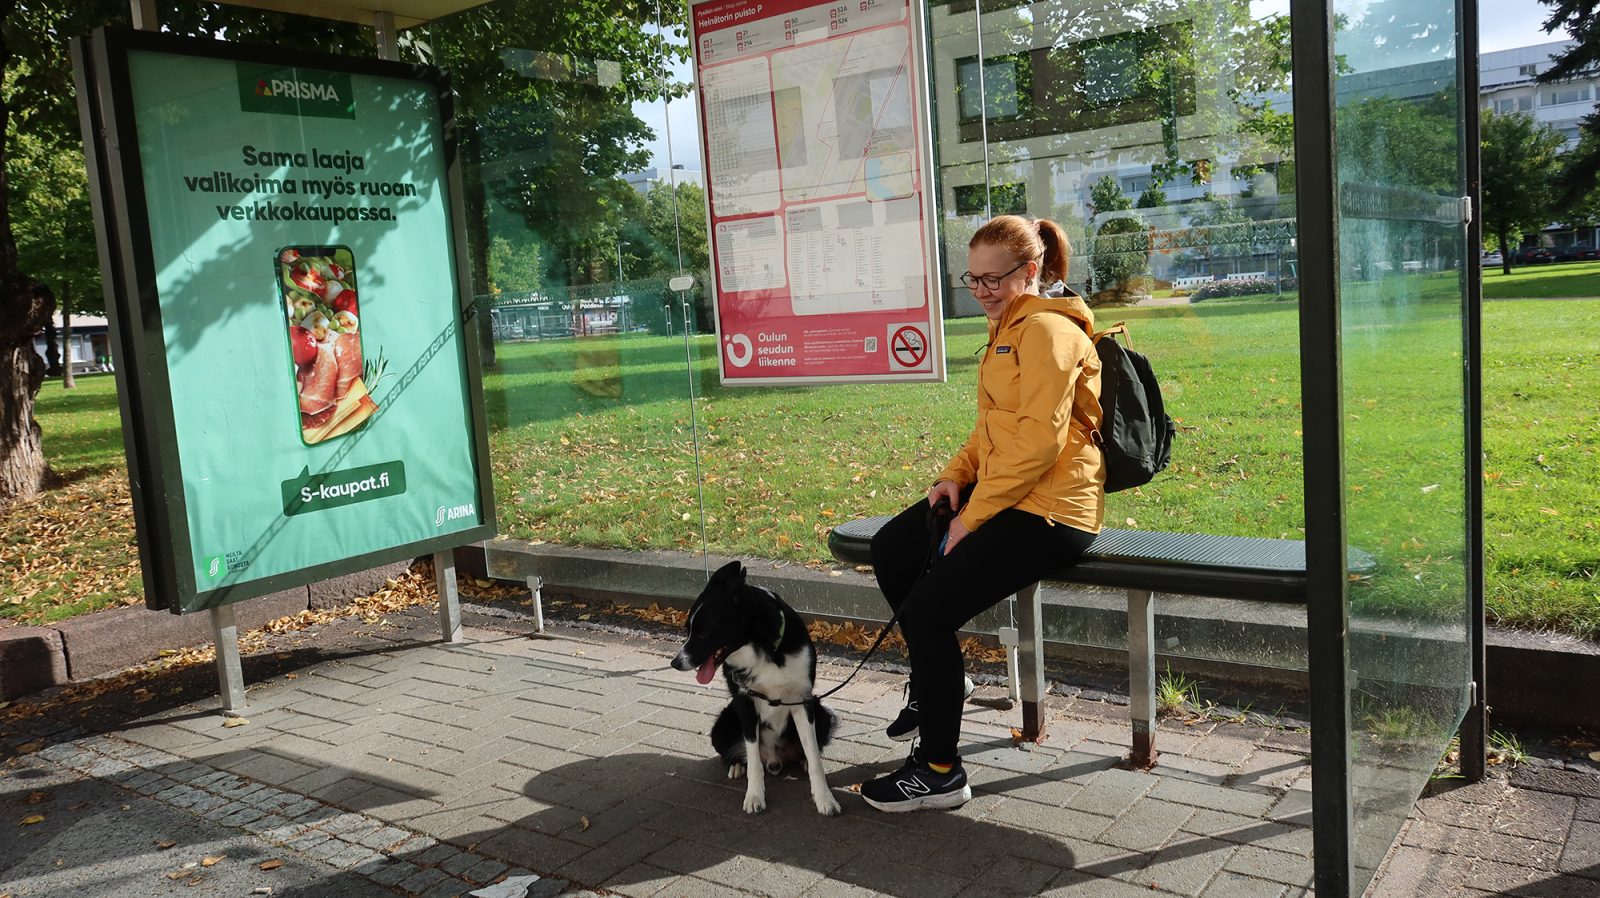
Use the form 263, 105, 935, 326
888, 324, 930, 371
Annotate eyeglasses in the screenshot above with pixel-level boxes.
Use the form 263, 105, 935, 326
959, 259, 1031, 291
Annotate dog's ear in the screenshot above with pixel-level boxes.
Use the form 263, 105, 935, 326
709, 560, 746, 588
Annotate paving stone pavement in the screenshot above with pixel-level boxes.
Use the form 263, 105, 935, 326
2, 608, 1596, 897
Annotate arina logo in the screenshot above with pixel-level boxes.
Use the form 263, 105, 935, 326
435, 503, 475, 527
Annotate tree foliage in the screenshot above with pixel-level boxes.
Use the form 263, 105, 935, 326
1558, 119, 1600, 229
1086, 175, 1146, 303
1480, 110, 1568, 275
420, 1, 688, 291
487, 234, 542, 296
1538, 0, 1600, 205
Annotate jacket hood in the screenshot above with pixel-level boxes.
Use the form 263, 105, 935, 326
995, 286, 1095, 339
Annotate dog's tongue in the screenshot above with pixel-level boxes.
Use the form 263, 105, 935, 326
696, 657, 718, 685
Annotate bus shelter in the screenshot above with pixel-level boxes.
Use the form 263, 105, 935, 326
127, 0, 1487, 894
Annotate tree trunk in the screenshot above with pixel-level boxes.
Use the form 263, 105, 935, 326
1498, 228, 1513, 277
0, 9, 59, 507
60, 282, 75, 389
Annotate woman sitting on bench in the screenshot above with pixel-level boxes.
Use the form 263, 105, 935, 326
858, 214, 1107, 813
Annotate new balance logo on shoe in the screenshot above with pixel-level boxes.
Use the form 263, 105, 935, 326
896, 776, 932, 800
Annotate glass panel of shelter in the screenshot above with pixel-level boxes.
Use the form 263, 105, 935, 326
426, 0, 712, 560
932, 0, 1308, 669
1330, 0, 1474, 889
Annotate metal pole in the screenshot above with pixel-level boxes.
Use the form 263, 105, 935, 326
209, 605, 246, 714
373, 10, 399, 61
129, 0, 158, 30
1289, 0, 1353, 892
525, 576, 545, 634
972, 0, 992, 218
1015, 583, 1046, 741
1458, 0, 1488, 784
434, 550, 465, 643
1127, 589, 1157, 769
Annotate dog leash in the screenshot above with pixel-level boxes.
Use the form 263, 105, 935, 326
740, 497, 953, 708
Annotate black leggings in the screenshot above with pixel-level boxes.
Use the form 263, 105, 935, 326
869, 491, 1097, 764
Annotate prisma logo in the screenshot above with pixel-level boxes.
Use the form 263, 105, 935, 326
256, 77, 342, 102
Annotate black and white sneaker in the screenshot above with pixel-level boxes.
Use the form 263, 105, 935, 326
885, 676, 977, 742
859, 748, 972, 812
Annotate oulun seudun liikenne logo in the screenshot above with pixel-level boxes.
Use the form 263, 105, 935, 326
237, 63, 355, 119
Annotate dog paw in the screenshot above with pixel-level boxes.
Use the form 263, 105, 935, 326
814, 792, 842, 816
743, 793, 767, 815
727, 762, 746, 780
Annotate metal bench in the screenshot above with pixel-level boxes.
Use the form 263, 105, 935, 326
828, 519, 1350, 769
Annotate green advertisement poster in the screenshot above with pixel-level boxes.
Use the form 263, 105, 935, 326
82, 35, 494, 612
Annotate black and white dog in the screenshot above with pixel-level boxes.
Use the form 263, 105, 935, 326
670, 561, 841, 816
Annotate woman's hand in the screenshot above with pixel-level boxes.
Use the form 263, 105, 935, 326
942, 515, 972, 555
927, 480, 962, 512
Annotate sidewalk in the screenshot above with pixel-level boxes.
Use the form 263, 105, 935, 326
2, 604, 1596, 898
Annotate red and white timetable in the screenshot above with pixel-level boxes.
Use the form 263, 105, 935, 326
690, 0, 945, 385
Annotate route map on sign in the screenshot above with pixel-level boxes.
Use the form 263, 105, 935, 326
692, 0, 944, 385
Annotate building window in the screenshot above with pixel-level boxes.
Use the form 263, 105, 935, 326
1494, 96, 1534, 114
956, 54, 1031, 124
1519, 64, 1538, 77
1080, 34, 1142, 107
1120, 174, 1153, 195
953, 182, 1027, 216
1544, 85, 1592, 106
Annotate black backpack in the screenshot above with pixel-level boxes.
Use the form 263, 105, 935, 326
1083, 324, 1175, 492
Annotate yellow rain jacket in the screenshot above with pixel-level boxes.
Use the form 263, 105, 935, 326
936, 289, 1106, 534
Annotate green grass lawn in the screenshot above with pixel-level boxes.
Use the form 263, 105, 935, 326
18, 296, 1599, 639
1482, 260, 1600, 299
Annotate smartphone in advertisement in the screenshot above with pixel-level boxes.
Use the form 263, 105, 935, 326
277, 245, 378, 445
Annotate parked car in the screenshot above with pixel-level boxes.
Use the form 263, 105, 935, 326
1480, 250, 1503, 266
1558, 244, 1599, 262
1514, 246, 1558, 264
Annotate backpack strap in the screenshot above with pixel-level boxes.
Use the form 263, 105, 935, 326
1073, 323, 1126, 449
1093, 322, 1130, 347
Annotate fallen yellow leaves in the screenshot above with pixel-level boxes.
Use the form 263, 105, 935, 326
222, 717, 249, 729
201, 855, 225, 867
20, 815, 44, 826
258, 859, 284, 871
0, 471, 140, 623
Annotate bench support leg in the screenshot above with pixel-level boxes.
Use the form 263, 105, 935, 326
998, 625, 1021, 705
1128, 588, 1157, 769
1016, 582, 1046, 742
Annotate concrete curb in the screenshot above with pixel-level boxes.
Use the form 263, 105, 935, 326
0, 561, 409, 701
481, 539, 1600, 730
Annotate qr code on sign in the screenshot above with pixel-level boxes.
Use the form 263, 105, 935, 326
864, 337, 879, 353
